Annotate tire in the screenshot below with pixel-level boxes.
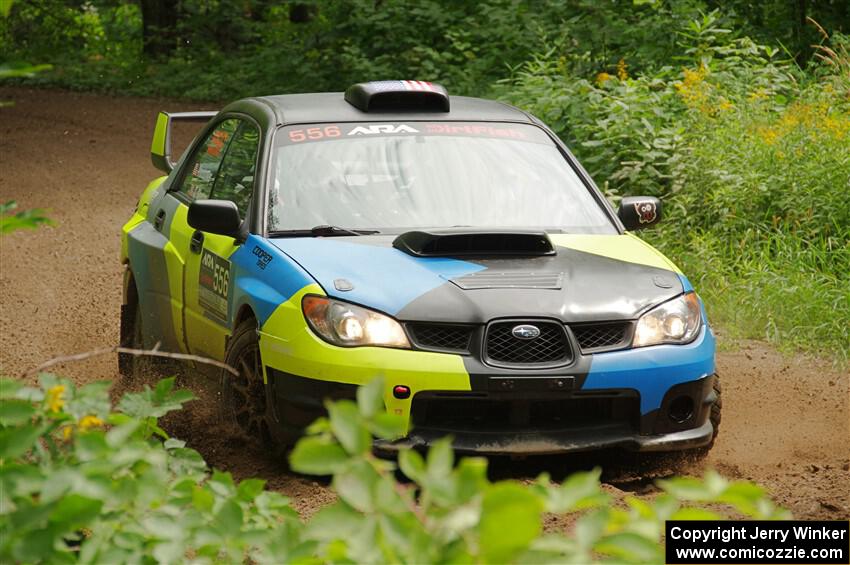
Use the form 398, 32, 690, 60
118, 294, 154, 381
221, 319, 278, 450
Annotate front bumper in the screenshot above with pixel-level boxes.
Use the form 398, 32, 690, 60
374, 372, 717, 455
259, 289, 717, 454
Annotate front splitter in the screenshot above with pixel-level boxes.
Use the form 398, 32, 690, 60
374, 420, 714, 456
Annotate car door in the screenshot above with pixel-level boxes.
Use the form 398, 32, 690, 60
133, 120, 233, 355
179, 119, 261, 360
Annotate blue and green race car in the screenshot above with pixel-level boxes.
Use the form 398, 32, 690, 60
120, 80, 720, 455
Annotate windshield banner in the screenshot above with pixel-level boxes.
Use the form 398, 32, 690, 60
280, 122, 552, 146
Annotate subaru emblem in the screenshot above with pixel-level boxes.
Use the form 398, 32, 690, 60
511, 324, 541, 340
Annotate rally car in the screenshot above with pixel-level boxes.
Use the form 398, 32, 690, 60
120, 81, 720, 455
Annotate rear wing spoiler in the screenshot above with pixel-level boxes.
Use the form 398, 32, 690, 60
150, 111, 218, 173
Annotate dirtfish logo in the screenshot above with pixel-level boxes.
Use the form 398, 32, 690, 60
348, 124, 420, 135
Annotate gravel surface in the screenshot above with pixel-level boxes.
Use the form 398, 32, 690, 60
1, 86, 847, 521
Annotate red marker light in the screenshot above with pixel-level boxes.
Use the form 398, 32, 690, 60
393, 385, 411, 399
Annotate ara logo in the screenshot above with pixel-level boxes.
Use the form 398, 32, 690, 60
348, 124, 420, 136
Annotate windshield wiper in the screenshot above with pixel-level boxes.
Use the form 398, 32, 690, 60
268, 225, 380, 238
310, 225, 380, 236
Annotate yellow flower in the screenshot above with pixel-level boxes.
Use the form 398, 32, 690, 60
617, 59, 628, 81
718, 99, 734, 111
46, 385, 66, 413
78, 415, 104, 431
748, 89, 768, 101
675, 64, 710, 108
62, 426, 73, 440
595, 71, 613, 86
758, 127, 779, 145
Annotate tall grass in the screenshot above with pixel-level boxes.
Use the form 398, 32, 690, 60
503, 14, 850, 365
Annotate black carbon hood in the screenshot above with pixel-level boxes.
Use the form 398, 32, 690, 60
396, 247, 682, 323
270, 233, 685, 324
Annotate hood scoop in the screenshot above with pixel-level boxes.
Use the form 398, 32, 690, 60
449, 271, 563, 290
393, 230, 555, 258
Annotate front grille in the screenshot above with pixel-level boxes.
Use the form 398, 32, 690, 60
572, 322, 630, 352
485, 321, 570, 366
408, 323, 473, 353
411, 392, 639, 433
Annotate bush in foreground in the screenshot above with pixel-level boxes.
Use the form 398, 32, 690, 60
1, 375, 788, 564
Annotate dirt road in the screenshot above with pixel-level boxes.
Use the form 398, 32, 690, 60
1, 87, 848, 520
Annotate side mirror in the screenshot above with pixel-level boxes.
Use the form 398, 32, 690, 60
618, 196, 662, 231
188, 199, 242, 237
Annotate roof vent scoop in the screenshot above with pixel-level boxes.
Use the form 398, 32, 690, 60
345, 80, 450, 112
393, 230, 555, 258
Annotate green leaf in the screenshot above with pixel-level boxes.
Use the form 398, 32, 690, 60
426, 437, 454, 479
333, 461, 379, 513
193, 485, 215, 513
575, 509, 608, 550
306, 501, 365, 541
49, 494, 103, 529
105, 418, 141, 447
0, 377, 22, 399
479, 482, 544, 563
0, 423, 44, 459
595, 532, 661, 562
12, 523, 63, 562
657, 476, 712, 500
0, 462, 43, 497
398, 448, 426, 483
0, 1, 14, 19
216, 499, 243, 532
357, 377, 384, 418
327, 400, 371, 455
455, 456, 488, 503
367, 412, 405, 440
237, 478, 266, 501
546, 468, 606, 513
0, 399, 34, 425
290, 436, 349, 475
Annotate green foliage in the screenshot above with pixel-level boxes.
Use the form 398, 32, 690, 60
2, 375, 788, 563
502, 13, 850, 363
0, 0, 799, 101
0, 375, 305, 564
289, 378, 789, 564
0, 201, 52, 234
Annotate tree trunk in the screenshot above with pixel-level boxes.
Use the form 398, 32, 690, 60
792, 0, 808, 65
289, 3, 317, 24
140, 0, 180, 58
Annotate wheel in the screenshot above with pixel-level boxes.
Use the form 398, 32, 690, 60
221, 319, 278, 449
118, 292, 154, 380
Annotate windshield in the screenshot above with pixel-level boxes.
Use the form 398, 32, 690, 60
268, 122, 616, 234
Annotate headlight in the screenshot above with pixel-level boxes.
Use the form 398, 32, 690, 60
633, 292, 702, 347
302, 295, 411, 349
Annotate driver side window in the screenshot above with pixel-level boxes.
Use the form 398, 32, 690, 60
177, 118, 241, 201
209, 122, 260, 219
